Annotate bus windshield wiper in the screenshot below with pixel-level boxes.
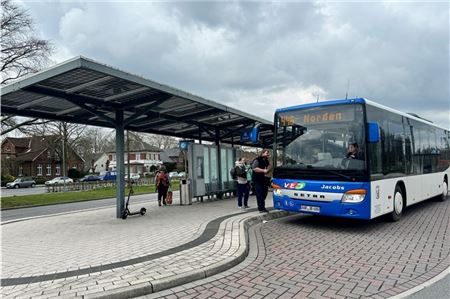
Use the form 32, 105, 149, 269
322, 169, 355, 181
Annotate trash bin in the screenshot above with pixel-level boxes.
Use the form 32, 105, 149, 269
180, 179, 192, 205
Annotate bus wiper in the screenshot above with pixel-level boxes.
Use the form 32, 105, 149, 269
300, 163, 316, 169
323, 169, 355, 181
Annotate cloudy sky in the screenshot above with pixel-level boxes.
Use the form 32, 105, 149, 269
19, 0, 449, 128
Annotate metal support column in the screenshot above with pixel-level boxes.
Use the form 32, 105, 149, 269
215, 127, 222, 196
115, 109, 125, 218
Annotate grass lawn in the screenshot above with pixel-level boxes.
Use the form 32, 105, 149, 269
1, 182, 179, 209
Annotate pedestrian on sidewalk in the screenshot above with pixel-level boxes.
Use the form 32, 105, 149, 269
252, 149, 271, 213
156, 166, 171, 206
234, 158, 250, 209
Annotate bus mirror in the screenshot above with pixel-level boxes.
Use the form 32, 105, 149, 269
251, 125, 260, 144
368, 122, 380, 143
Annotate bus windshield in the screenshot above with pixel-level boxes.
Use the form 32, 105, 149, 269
275, 104, 366, 172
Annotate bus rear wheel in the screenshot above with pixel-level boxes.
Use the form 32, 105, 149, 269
389, 185, 404, 222
439, 180, 448, 202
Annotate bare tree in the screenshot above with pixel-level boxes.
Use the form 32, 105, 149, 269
1, 115, 52, 136
1, 0, 53, 84
1, 0, 54, 136
145, 134, 178, 150
75, 127, 113, 172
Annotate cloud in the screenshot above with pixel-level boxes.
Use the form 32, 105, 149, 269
21, 1, 450, 128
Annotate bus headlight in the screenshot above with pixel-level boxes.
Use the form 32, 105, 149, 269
341, 189, 366, 203
273, 189, 283, 196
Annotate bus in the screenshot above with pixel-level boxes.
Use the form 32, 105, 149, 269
271, 98, 450, 221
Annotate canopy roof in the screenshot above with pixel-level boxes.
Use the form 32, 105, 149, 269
1, 56, 274, 147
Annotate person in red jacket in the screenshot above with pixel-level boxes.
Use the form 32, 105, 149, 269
156, 166, 171, 206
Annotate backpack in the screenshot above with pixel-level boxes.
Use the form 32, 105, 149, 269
230, 167, 237, 180
157, 172, 169, 187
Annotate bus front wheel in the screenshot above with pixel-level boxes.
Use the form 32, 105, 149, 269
389, 185, 404, 222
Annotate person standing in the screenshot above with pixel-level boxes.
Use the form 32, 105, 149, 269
235, 158, 250, 209
252, 149, 271, 213
156, 166, 170, 206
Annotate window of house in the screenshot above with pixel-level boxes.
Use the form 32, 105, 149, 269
47, 151, 51, 158
46, 164, 52, 176
19, 166, 23, 176
136, 152, 141, 160
37, 164, 43, 176
56, 164, 61, 175
72, 164, 77, 169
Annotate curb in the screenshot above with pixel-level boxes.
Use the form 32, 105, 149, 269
388, 266, 450, 299
84, 210, 292, 299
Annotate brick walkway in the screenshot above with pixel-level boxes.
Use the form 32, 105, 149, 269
138, 198, 450, 299
0, 194, 286, 298
1, 195, 449, 299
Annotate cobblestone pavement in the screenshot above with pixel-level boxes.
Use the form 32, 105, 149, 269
1, 194, 287, 298
139, 198, 450, 299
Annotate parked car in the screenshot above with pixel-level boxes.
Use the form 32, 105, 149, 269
80, 175, 101, 182
168, 172, 178, 179
177, 172, 187, 178
6, 177, 36, 189
124, 173, 140, 181
45, 176, 74, 185
99, 171, 117, 181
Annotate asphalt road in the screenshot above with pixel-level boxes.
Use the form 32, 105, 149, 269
0, 191, 172, 222
407, 274, 449, 299
1, 185, 47, 197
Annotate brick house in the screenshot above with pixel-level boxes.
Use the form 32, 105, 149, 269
1, 136, 84, 178
107, 141, 162, 175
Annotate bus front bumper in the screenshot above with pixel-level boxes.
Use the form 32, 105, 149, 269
273, 195, 371, 219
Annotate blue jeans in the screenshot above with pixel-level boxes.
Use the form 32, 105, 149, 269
237, 183, 249, 207
254, 182, 268, 211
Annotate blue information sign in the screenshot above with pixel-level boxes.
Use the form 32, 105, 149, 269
179, 139, 194, 151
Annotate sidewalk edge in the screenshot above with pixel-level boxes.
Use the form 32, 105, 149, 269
387, 266, 450, 299
83, 210, 292, 299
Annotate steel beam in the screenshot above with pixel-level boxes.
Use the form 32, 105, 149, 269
115, 109, 125, 218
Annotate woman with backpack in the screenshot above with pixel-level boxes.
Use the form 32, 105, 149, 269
156, 166, 171, 206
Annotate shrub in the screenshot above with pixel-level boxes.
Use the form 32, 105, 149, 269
1, 174, 15, 187
68, 168, 83, 179
33, 177, 47, 184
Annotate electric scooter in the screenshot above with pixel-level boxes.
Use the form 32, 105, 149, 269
121, 181, 146, 219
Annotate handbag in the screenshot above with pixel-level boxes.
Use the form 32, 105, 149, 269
166, 187, 173, 204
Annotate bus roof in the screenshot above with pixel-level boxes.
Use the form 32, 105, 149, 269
276, 97, 449, 131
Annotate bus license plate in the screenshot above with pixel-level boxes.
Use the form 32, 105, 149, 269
300, 205, 320, 213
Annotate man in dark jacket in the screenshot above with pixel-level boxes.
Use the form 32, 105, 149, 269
252, 149, 271, 213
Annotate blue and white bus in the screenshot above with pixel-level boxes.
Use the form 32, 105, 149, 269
271, 98, 450, 221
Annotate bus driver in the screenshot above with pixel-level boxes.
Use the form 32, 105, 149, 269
346, 142, 360, 159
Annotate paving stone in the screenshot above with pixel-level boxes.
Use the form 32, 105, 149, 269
2, 195, 449, 299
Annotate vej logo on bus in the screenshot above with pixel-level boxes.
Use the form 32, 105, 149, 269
284, 182, 306, 189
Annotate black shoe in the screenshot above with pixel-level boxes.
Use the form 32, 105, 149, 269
163, 202, 167, 206
158, 201, 162, 207
259, 209, 269, 213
